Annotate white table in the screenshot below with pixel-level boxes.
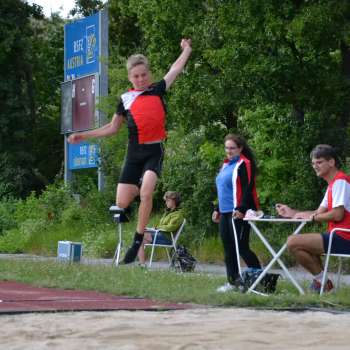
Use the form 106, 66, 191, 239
244, 217, 310, 295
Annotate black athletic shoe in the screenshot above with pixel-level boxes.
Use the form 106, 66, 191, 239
122, 244, 140, 264
121, 233, 144, 264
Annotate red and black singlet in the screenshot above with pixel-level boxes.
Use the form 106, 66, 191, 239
117, 80, 167, 144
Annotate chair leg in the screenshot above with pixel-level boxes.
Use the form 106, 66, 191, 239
148, 243, 156, 267
320, 233, 334, 295
320, 251, 331, 295
166, 248, 171, 267
336, 257, 342, 290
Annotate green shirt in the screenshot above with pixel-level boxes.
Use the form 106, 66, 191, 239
157, 208, 185, 233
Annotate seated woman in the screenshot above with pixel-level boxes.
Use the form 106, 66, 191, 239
138, 191, 185, 265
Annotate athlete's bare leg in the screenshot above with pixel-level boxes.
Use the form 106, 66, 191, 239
137, 232, 152, 264
122, 170, 158, 264
136, 170, 158, 233
116, 183, 139, 208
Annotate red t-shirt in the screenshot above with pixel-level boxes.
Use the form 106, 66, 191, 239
117, 80, 167, 144
320, 171, 350, 240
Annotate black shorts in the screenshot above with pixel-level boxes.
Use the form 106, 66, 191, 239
119, 142, 164, 186
321, 232, 350, 254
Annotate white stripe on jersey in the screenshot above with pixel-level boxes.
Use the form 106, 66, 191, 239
121, 90, 144, 110
231, 159, 243, 209
320, 179, 350, 212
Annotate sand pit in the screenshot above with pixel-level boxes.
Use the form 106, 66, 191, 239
1, 307, 350, 349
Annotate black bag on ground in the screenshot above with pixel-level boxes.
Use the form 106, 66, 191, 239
171, 245, 197, 272
241, 268, 280, 293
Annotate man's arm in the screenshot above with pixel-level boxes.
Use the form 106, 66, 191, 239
163, 38, 192, 91
312, 206, 344, 222
293, 208, 322, 220
276, 203, 325, 219
68, 114, 124, 144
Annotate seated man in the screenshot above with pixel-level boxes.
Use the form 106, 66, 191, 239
276, 144, 350, 293
138, 191, 185, 265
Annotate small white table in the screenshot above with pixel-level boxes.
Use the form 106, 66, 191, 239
244, 217, 311, 295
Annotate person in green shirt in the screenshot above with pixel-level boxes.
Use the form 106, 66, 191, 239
138, 191, 184, 265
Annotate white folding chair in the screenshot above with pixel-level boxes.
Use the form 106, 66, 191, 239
321, 227, 350, 295
144, 219, 186, 267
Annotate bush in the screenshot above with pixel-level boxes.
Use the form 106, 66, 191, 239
14, 182, 76, 225
159, 128, 223, 239
80, 188, 114, 227
60, 202, 83, 225
39, 182, 76, 222
81, 224, 115, 258
0, 228, 27, 253
0, 181, 115, 256
240, 104, 327, 210
0, 197, 18, 235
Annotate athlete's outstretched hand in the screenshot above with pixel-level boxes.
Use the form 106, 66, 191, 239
180, 38, 192, 51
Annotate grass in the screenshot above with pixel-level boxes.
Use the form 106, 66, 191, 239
192, 236, 224, 263
1, 206, 350, 310
1, 258, 350, 311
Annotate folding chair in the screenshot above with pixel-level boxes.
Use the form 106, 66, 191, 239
144, 219, 186, 267
321, 227, 350, 295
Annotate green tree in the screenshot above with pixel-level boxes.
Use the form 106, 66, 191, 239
119, 0, 350, 221
70, 0, 104, 17
0, 1, 65, 198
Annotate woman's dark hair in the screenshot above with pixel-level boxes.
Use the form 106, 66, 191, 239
224, 134, 257, 175
310, 144, 340, 168
164, 191, 181, 207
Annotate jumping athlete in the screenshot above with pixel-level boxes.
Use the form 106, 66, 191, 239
68, 38, 192, 264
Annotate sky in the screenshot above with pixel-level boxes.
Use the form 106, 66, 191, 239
26, 0, 77, 18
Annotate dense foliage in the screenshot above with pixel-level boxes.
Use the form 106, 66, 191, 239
1, 0, 350, 255
0, 0, 64, 198
105, 0, 350, 229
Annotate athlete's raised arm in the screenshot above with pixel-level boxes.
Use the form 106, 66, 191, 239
163, 38, 192, 90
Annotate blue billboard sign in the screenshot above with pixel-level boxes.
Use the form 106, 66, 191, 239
64, 13, 99, 81
68, 142, 99, 170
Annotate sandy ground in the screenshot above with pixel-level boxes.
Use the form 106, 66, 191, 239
1, 307, 350, 350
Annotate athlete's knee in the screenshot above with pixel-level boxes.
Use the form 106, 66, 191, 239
139, 191, 153, 204
116, 184, 139, 208
116, 199, 129, 208
116, 195, 134, 208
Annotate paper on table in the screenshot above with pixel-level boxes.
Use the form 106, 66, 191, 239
244, 209, 264, 219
